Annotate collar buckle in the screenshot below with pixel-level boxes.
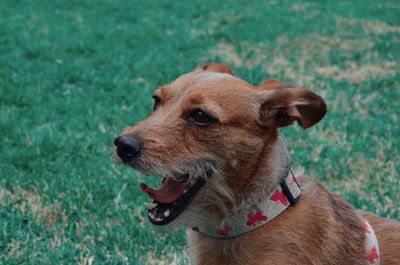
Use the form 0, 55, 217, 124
280, 169, 300, 206
280, 179, 299, 206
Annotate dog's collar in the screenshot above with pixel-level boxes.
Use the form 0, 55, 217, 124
363, 219, 380, 264
192, 169, 301, 238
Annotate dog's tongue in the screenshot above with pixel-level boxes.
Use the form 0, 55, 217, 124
140, 175, 190, 204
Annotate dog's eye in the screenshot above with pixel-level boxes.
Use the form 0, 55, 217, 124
187, 109, 215, 126
152, 96, 161, 111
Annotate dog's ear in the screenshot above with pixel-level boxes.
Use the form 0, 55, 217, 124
195, 63, 235, 76
258, 87, 327, 129
258, 79, 291, 91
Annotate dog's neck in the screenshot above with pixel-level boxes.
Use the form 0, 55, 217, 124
232, 135, 292, 209
190, 136, 299, 238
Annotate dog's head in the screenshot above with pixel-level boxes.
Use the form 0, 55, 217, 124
114, 63, 326, 226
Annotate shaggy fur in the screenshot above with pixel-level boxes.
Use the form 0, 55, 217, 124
116, 63, 400, 265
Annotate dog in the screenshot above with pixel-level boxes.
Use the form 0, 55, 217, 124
114, 63, 400, 265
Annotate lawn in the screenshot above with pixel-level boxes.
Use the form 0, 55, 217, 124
0, 0, 399, 264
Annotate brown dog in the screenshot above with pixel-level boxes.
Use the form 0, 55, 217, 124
114, 63, 400, 265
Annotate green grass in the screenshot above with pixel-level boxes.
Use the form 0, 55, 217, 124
0, 0, 399, 264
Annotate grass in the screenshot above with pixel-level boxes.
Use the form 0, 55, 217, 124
0, 0, 399, 264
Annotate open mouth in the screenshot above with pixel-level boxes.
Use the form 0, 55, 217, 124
139, 171, 210, 225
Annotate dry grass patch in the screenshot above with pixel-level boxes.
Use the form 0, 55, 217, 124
0, 186, 65, 227
316, 61, 398, 83
337, 17, 400, 34
208, 41, 266, 69
208, 33, 386, 87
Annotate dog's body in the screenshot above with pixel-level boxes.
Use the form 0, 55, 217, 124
114, 63, 400, 265
189, 184, 400, 265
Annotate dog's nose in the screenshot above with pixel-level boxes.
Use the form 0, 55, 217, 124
114, 135, 143, 162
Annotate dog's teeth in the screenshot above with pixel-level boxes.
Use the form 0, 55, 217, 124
164, 209, 170, 217
183, 189, 188, 194
144, 202, 157, 210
